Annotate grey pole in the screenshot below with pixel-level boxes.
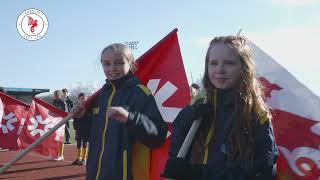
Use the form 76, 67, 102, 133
167, 119, 202, 180
0, 114, 73, 174
176, 119, 202, 157
237, 29, 243, 36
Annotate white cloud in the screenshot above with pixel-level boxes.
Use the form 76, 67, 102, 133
196, 29, 245, 46
271, 0, 320, 6
246, 26, 320, 67
196, 27, 320, 71
310, 12, 320, 24
246, 26, 320, 96
197, 37, 213, 45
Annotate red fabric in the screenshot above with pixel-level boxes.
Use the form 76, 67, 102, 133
272, 109, 320, 179
135, 29, 190, 109
18, 98, 68, 157
84, 88, 102, 109
261, 78, 320, 179
135, 29, 191, 180
0, 92, 29, 150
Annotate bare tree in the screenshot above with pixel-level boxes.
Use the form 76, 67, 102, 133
37, 81, 101, 105
69, 81, 100, 104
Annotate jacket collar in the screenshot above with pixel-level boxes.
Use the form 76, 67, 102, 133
105, 72, 139, 89
216, 88, 235, 108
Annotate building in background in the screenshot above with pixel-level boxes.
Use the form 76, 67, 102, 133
2, 87, 49, 103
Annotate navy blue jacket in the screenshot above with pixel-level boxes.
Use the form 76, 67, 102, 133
86, 73, 167, 180
65, 97, 73, 112
73, 112, 92, 141
169, 90, 278, 180
53, 99, 66, 111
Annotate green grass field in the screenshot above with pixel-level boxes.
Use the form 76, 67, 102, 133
67, 119, 76, 144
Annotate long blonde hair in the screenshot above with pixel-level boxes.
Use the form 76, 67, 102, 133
196, 36, 270, 164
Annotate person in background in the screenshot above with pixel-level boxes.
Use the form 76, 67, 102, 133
52, 90, 67, 161
62, 88, 73, 144
190, 83, 205, 105
190, 83, 200, 98
72, 93, 91, 166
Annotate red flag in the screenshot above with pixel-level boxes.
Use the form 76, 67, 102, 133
18, 98, 68, 157
250, 42, 320, 179
0, 92, 29, 150
135, 28, 191, 180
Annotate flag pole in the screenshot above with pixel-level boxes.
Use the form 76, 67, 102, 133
176, 119, 202, 158
166, 119, 202, 180
0, 113, 73, 174
237, 28, 243, 36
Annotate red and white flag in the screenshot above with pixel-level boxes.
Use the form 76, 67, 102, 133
250, 42, 320, 179
18, 98, 68, 157
0, 92, 29, 150
135, 28, 191, 180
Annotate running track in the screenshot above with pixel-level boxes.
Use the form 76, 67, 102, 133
0, 144, 85, 180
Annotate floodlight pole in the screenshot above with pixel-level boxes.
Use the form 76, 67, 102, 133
124, 41, 139, 51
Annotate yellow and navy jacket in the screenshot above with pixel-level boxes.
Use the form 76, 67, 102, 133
86, 73, 167, 180
169, 89, 279, 180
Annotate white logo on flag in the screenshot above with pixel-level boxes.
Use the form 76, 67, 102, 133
0, 112, 18, 134
27, 115, 64, 141
27, 115, 55, 136
278, 146, 320, 177
147, 79, 182, 123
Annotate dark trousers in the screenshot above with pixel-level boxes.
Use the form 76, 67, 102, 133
65, 120, 70, 142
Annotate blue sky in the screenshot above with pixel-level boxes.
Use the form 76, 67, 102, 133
1, 0, 319, 96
